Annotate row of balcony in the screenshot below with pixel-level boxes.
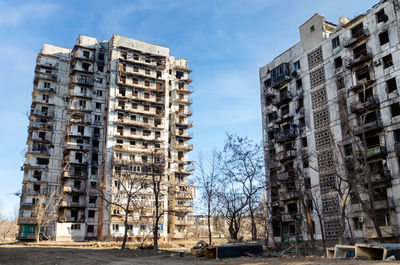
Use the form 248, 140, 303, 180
350, 96, 379, 113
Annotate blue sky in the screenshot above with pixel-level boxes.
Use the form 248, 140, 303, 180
0, 0, 378, 216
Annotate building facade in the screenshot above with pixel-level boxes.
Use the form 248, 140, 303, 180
260, 0, 400, 244
18, 34, 194, 241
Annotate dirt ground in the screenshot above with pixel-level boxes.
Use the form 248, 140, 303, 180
0, 244, 395, 265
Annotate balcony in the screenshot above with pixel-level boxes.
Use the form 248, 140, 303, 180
274, 92, 293, 107
30, 109, 54, 118
65, 143, 91, 152
276, 149, 296, 161
175, 185, 195, 199
276, 129, 297, 143
29, 121, 53, 130
174, 204, 194, 213
34, 71, 57, 82
174, 144, 193, 151
344, 28, 370, 48
350, 79, 375, 92
270, 63, 291, 88
280, 191, 299, 201
28, 146, 50, 155
277, 171, 296, 181
350, 96, 379, 113
63, 185, 87, 194
347, 51, 373, 70
281, 213, 298, 222
365, 145, 387, 158
63, 171, 87, 179
354, 118, 383, 135
175, 219, 195, 226
71, 75, 94, 86
61, 201, 86, 208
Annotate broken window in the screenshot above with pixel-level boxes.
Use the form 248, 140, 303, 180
92, 153, 98, 163
95, 102, 101, 109
72, 195, 79, 202
296, 79, 302, 89
336, 76, 345, 90
145, 56, 151, 63
120, 51, 127, 59
87, 225, 94, 233
353, 217, 363, 230
310, 25, 315, 32
264, 79, 271, 88
294, 60, 300, 71
33, 184, 40, 192
71, 224, 81, 230
353, 43, 367, 59
358, 87, 373, 103
93, 127, 100, 136
82, 62, 90, 71
144, 80, 150, 87
351, 23, 364, 39
89, 196, 97, 204
88, 210, 95, 218
130, 128, 136, 135
344, 144, 352, 156
393, 129, 400, 144
33, 170, 42, 181
37, 157, 49, 165
120, 75, 126, 84
44, 82, 51, 88
75, 152, 83, 163
376, 9, 388, 23
355, 65, 370, 81
391, 102, 400, 117
144, 92, 150, 99
268, 131, 274, 140
98, 53, 104, 61
375, 210, 390, 226
78, 126, 84, 135
144, 104, 150, 111
176, 71, 184, 79
302, 137, 308, 147
156, 71, 161, 78
379, 31, 389, 46
132, 102, 137, 109
383, 54, 393, 68
83, 50, 90, 59
332, 36, 340, 49
145, 69, 150, 75
334, 57, 343, 69
143, 130, 151, 136
387, 77, 397, 94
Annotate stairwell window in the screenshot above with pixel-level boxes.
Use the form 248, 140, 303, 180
379, 31, 389, 46
376, 9, 389, 24
386, 77, 397, 94
332, 36, 340, 49
334, 57, 343, 69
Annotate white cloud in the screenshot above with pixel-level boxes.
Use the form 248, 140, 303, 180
0, 1, 59, 26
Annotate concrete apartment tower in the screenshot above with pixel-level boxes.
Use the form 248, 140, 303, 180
260, 0, 400, 244
18, 34, 194, 241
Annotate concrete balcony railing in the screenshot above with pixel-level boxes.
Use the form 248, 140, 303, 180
34, 71, 57, 81
347, 51, 373, 70
350, 96, 379, 113
344, 28, 370, 48
61, 201, 86, 208
174, 143, 193, 151
276, 129, 297, 143
280, 191, 299, 201
354, 118, 383, 135
277, 170, 296, 181
174, 204, 194, 213
175, 185, 195, 199
30, 109, 54, 118
175, 219, 195, 226
365, 145, 387, 158
276, 149, 296, 161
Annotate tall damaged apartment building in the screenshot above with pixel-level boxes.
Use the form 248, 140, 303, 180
18, 34, 194, 241
260, 0, 400, 243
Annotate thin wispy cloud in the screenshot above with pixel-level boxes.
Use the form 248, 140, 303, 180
0, 1, 60, 27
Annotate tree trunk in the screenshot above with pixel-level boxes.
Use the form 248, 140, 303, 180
153, 183, 159, 250
35, 225, 40, 243
249, 206, 257, 241
207, 200, 212, 245
317, 214, 327, 256
338, 202, 346, 245
368, 193, 384, 243
121, 197, 131, 250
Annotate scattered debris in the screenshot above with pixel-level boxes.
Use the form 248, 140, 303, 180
385, 255, 396, 262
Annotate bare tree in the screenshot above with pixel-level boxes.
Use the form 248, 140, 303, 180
99, 159, 146, 250
196, 149, 221, 245
220, 134, 265, 241
32, 188, 63, 242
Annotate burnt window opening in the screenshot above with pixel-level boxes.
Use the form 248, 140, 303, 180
391, 102, 400, 117
268, 131, 274, 140
376, 9, 389, 23
344, 144, 352, 156
97, 65, 104, 72
379, 31, 389, 46
363, 111, 378, 123
353, 43, 367, 59
353, 217, 363, 230
264, 79, 271, 88
302, 137, 308, 147
33, 184, 40, 192
83, 50, 90, 59
120, 75, 126, 84
75, 152, 83, 163
296, 79, 303, 89
356, 65, 371, 82
74, 180, 81, 189
334, 57, 343, 69
92, 167, 98, 175
89, 196, 97, 204
156, 71, 162, 78
38, 131, 46, 141
287, 203, 298, 214
383, 54, 393, 68
33, 170, 42, 180
310, 25, 315, 32
351, 23, 364, 39
92, 153, 98, 163
72, 195, 79, 202
303, 157, 309, 168
87, 225, 94, 233
298, 97, 304, 109
332, 36, 340, 49
120, 51, 127, 59
98, 53, 104, 61
336, 76, 345, 90
299, 117, 306, 127
281, 105, 289, 116
265, 95, 273, 105
82, 62, 90, 71
387, 77, 397, 94
394, 129, 400, 144
88, 210, 95, 218
358, 87, 373, 103
37, 157, 49, 165
93, 127, 100, 136
118, 88, 125, 96
176, 71, 184, 79
365, 135, 380, 148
